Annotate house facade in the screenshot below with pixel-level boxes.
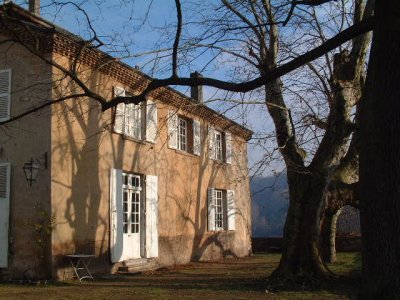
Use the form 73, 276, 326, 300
0, 3, 252, 279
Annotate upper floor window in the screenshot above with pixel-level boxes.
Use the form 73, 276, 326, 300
168, 110, 201, 156
208, 127, 232, 164
113, 87, 157, 143
214, 130, 223, 161
177, 117, 188, 151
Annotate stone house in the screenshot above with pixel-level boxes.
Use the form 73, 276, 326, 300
0, 2, 252, 279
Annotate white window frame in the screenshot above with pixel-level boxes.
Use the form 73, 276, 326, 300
122, 173, 142, 235
208, 188, 235, 232
208, 127, 233, 164
124, 102, 143, 140
168, 110, 201, 156
215, 189, 225, 230
114, 87, 158, 143
214, 130, 223, 161
177, 117, 187, 151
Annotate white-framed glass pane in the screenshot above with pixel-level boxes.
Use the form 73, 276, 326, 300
122, 173, 142, 234
123, 190, 129, 233
215, 190, 224, 230
124, 103, 142, 139
178, 117, 187, 151
214, 131, 223, 161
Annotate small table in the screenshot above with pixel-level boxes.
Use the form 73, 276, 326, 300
66, 254, 95, 283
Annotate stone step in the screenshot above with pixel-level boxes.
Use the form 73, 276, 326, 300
117, 258, 158, 273
122, 258, 149, 267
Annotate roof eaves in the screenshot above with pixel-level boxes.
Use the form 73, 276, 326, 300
2, 2, 253, 140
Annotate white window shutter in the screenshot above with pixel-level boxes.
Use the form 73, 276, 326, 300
0, 163, 10, 267
0, 69, 11, 122
208, 188, 216, 231
113, 87, 126, 134
110, 168, 123, 262
134, 104, 142, 139
146, 100, 158, 143
124, 104, 133, 137
193, 119, 201, 156
168, 110, 178, 149
145, 175, 158, 258
208, 126, 215, 160
225, 132, 232, 164
227, 190, 236, 231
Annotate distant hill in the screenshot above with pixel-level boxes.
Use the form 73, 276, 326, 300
250, 174, 360, 237
251, 174, 289, 237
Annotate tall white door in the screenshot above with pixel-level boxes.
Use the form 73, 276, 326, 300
121, 173, 142, 259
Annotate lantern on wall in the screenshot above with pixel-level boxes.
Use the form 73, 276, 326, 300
23, 159, 40, 187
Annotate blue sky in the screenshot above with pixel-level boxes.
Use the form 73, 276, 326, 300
14, 0, 279, 176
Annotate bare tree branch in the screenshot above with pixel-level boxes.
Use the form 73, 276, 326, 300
172, 0, 182, 77
102, 16, 374, 111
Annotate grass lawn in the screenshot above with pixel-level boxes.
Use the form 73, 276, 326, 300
0, 252, 361, 299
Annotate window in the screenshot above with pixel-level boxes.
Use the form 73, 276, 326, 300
215, 189, 225, 230
122, 173, 142, 234
208, 127, 232, 164
168, 110, 201, 155
214, 130, 223, 161
113, 87, 158, 143
208, 188, 235, 232
177, 117, 187, 151
110, 169, 159, 262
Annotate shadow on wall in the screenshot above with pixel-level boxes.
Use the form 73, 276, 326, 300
50, 70, 151, 276
158, 117, 249, 264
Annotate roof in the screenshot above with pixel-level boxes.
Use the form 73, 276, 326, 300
0, 2, 253, 140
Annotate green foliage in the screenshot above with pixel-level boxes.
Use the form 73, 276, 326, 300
27, 203, 56, 263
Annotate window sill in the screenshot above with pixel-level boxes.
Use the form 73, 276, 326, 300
113, 131, 151, 145
174, 149, 196, 157
210, 159, 229, 166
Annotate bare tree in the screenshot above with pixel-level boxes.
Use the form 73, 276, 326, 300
359, 0, 400, 297
0, 0, 375, 286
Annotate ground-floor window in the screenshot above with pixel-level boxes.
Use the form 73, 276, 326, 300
208, 188, 235, 232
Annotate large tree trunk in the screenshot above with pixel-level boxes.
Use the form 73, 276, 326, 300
359, 0, 400, 298
320, 208, 341, 264
270, 171, 331, 285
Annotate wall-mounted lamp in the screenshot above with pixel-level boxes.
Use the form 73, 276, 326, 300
23, 159, 40, 187
23, 152, 48, 187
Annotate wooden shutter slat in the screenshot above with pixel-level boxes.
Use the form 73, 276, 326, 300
146, 100, 157, 143
208, 126, 215, 160
0, 163, 10, 267
110, 168, 123, 263
225, 132, 232, 164
227, 190, 235, 231
168, 110, 178, 149
0, 69, 11, 122
208, 188, 216, 231
113, 87, 126, 134
193, 119, 201, 156
145, 175, 159, 258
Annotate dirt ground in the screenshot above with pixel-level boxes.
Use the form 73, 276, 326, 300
0, 253, 361, 299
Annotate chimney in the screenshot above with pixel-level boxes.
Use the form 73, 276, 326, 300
190, 72, 203, 103
29, 0, 40, 15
